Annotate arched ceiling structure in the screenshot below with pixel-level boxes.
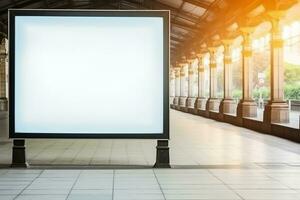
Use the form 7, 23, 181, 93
0, 0, 297, 64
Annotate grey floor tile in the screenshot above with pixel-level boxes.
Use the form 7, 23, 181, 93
21, 189, 70, 195
14, 195, 67, 200
0, 190, 22, 195
68, 189, 112, 200
0, 195, 17, 200
235, 189, 299, 200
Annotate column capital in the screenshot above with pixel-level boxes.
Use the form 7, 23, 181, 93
197, 55, 205, 71
174, 67, 181, 77
196, 53, 205, 59
268, 11, 286, 42
240, 27, 255, 35
208, 47, 217, 54
222, 40, 233, 64
186, 58, 194, 64
174, 67, 181, 71
221, 39, 234, 46
178, 62, 187, 68
208, 47, 217, 68
268, 10, 285, 48
267, 10, 286, 21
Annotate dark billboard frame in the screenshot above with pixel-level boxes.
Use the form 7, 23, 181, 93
9, 9, 169, 139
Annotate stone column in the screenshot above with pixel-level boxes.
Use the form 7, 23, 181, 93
195, 54, 207, 111
186, 59, 197, 113
179, 63, 188, 111
237, 27, 257, 118
169, 68, 175, 107
173, 67, 181, 109
220, 40, 236, 114
0, 38, 8, 111
263, 11, 289, 123
187, 61, 193, 98
207, 47, 220, 112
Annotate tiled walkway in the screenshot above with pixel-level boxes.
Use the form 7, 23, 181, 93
0, 110, 300, 166
1, 168, 300, 200
0, 110, 300, 199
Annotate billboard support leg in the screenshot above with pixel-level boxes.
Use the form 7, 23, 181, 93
153, 140, 170, 168
11, 139, 28, 168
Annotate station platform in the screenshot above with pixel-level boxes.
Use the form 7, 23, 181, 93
1, 110, 300, 199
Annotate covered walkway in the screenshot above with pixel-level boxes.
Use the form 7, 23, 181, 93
0, 110, 300, 199
1, 110, 300, 167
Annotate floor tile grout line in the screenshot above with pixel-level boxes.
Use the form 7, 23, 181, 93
71, 141, 89, 165
89, 140, 102, 165
207, 169, 246, 200
108, 140, 114, 165
141, 141, 150, 166
65, 170, 82, 200
28, 141, 56, 164
265, 173, 296, 191
51, 140, 75, 165
12, 169, 43, 200
153, 169, 166, 200
112, 170, 115, 200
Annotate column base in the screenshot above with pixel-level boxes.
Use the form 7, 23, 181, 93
0, 98, 8, 111
173, 97, 180, 109
195, 97, 207, 111
207, 98, 220, 112
263, 101, 289, 123
186, 97, 197, 113
237, 100, 257, 118
179, 96, 188, 112
170, 96, 174, 105
219, 99, 237, 115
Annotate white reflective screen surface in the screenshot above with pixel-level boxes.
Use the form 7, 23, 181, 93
14, 16, 164, 134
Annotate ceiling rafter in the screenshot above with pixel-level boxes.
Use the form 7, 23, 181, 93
0, 0, 45, 15
183, 0, 210, 9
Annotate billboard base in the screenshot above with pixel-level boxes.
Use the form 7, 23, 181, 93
11, 139, 28, 168
153, 140, 170, 168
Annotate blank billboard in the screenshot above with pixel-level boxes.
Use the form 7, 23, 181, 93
9, 10, 169, 139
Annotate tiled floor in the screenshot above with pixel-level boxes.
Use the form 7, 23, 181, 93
0, 110, 300, 166
0, 110, 300, 199
1, 169, 300, 200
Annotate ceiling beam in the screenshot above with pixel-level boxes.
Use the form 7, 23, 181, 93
171, 36, 185, 43
171, 19, 198, 33
0, 0, 45, 15
183, 0, 210, 9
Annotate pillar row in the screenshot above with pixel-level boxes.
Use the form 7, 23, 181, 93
174, 67, 181, 98
195, 54, 207, 110
187, 61, 193, 98
186, 59, 197, 111
172, 67, 181, 107
179, 64, 188, 110
237, 27, 257, 118
264, 11, 289, 123
220, 40, 236, 114
207, 47, 219, 112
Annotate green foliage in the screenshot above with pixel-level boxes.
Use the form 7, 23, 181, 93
283, 62, 300, 100
232, 89, 242, 99
284, 83, 300, 100
253, 87, 270, 99
284, 62, 300, 85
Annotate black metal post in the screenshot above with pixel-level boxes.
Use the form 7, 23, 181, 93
153, 140, 170, 168
11, 139, 28, 168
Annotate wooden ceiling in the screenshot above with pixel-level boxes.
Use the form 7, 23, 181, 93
0, 0, 297, 63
